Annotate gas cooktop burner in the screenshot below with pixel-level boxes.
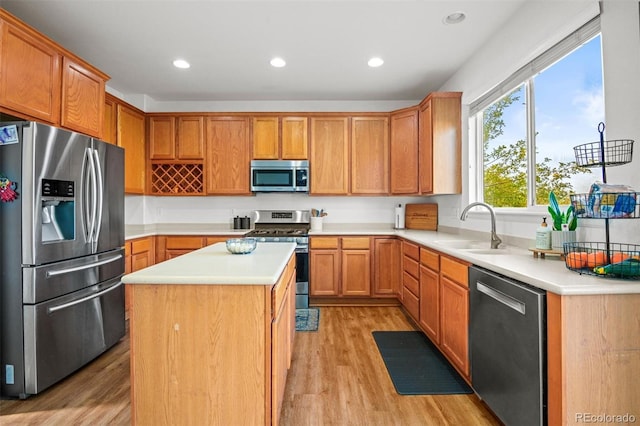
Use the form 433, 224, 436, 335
245, 228, 308, 237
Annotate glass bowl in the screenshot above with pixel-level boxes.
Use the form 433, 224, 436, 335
226, 238, 257, 254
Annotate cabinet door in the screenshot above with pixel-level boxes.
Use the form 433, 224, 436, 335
271, 278, 291, 425
310, 249, 340, 296
351, 116, 389, 194
103, 95, 117, 145
205, 117, 251, 194
281, 116, 308, 159
177, 116, 204, 159
419, 264, 440, 344
310, 117, 349, 194
390, 109, 419, 194
418, 100, 433, 194
373, 238, 400, 296
60, 56, 105, 137
148, 116, 176, 160
117, 104, 146, 194
440, 275, 469, 377
342, 249, 371, 296
253, 116, 279, 159
421, 93, 462, 195
0, 19, 61, 123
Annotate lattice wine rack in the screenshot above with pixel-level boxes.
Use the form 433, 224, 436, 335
150, 163, 204, 195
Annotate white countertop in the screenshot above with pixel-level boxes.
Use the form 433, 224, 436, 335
122, 242, 296, 285
123, 222, 640, 295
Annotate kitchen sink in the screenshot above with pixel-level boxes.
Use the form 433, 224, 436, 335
432, 240, 488, 249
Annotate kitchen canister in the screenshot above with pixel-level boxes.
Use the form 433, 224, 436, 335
310, 216, 323, 231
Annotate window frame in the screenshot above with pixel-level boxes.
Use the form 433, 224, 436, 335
469, 16, 602, 210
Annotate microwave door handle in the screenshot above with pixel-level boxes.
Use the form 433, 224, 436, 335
91, 148, 103, 244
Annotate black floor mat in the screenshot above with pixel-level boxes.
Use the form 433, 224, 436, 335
372, 331, 473, 395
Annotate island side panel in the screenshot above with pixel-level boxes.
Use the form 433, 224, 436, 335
550, 293, 640, 425
130, 283, 268, 426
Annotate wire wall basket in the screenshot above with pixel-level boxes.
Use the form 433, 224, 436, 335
563, 242, 640, 279
571, 192, 639, 219
573, 138, 633, 168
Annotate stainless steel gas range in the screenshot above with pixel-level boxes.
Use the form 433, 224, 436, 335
245, 210, 310, 308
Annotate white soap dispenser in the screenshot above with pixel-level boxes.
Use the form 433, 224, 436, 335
535, 217, 552, 250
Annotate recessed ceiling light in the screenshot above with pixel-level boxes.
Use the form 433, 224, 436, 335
270, 57, 286, 68
443, 11, 466, 25
368, 57, 384, 68
173, 59, 190, 69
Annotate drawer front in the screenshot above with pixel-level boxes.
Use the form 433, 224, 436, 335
402, 271, 419, 297
341, 237, 370, 250
403, 255, 419, 279
402, 286, 419, 321
165, 236, 204, 250
131, 238, 152, 254
420, 248, 440, 271
441, 256, 469, 288
310, 237, 339, 249
403, 241, 420, 261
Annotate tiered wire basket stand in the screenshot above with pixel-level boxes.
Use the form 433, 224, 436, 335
564, 122, 640, 279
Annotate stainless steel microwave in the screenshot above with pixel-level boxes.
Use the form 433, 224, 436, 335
251, 160, 309, 192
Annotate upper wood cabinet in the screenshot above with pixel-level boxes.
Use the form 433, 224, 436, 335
205, 117, 251, 195
419, 92, 462, 195
148, 115, 205, 160
102, 94, 117, 144
0, 10, 108, 138
60, 56, 106, 137
310, 117, 349, 195
177, 116, 205, 159
390, 108, 419, 195
351, 116, 389, 194
0, 15, 61, 124
252, 116, 308, 160
117, 103, 146, 194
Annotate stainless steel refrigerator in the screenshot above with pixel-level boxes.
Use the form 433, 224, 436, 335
0, 121, 125, 398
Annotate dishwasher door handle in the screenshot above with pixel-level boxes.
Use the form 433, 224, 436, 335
477, 281, 526, 315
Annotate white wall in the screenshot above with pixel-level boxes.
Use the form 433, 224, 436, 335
436, 0, 640, 244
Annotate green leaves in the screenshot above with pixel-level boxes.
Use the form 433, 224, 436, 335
548, 191, 577, 231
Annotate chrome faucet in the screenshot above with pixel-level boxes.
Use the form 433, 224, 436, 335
460, 202, 502, 249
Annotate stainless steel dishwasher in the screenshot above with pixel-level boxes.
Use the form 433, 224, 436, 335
469, 266, 546, 426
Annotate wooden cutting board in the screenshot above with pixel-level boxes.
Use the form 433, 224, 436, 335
405, 203, 438, 230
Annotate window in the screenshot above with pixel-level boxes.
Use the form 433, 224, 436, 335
470, 18, 603, 208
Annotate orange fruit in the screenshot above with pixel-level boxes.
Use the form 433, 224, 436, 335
566, 252, 587, 269
610, 252, 630, 264
586, 251, 607, 268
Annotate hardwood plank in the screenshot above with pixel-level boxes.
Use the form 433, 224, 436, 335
1, 307, 499, 426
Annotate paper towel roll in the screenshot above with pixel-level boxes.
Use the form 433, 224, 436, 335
395, 205, 405, 229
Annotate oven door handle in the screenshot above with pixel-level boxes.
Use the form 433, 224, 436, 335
47, 281, 123, 314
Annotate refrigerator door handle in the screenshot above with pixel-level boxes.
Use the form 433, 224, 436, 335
47, 280, 123, 314
91, 148, 104, 244
45, 254, 123, 277
82, 147, 93, 242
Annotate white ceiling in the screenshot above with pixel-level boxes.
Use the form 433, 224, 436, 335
1, 0, 528, 102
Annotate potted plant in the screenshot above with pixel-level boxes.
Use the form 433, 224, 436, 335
548, 191, 578, 249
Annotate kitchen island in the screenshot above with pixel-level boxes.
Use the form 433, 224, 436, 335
122, 242, 296, 426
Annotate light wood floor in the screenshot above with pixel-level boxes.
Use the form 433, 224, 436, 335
1, 306, 499, 425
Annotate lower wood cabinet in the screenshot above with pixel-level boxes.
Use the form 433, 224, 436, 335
373, 238, 401, 296
310, 236, 372, 297
155, 235, 204, 263
401, 240, 420, 321
124, 236, 155, 316
419, 247, 440, 344
439, 255, 470, 378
